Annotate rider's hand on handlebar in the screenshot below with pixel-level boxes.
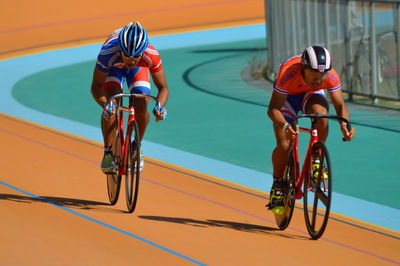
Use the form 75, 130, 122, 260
340, 122, 355, 141
153, 103, 167, 122
102, 102, 116, 119
283, 123, 299, 140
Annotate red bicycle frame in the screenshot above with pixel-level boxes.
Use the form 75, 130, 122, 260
293, 121, 325, 199
108, 93, 159, 176
116, 104, 136, 176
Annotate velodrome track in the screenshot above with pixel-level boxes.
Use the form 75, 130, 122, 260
1, 1, 399, 265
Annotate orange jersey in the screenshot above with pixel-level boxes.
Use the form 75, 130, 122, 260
273, 56, 341, 95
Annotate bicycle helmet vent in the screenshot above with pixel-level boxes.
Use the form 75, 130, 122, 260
118, 21, 149, 58
301, 46, 332, 72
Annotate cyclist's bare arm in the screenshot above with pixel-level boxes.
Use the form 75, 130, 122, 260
329, 90, 349, 121
151, 69, 169, 121
151, 69, 169, 107
91, 67, 109, 108
329, 90, 355, 140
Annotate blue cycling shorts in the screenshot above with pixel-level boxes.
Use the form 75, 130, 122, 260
281, 90, 327, 122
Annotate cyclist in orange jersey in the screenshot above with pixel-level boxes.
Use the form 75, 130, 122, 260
266, 46, 355, 215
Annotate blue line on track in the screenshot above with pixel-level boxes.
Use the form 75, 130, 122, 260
0, 180, 207, 266
1, 122, 398, 240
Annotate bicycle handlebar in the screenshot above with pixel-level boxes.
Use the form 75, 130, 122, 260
290, 114, 352, 141
107, 93, 160, 109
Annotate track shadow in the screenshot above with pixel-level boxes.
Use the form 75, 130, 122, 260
0, 193, 124, 213
138, 215, 308, 240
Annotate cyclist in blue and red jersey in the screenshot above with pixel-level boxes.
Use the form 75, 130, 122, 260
266, 46, 355, 215
91, 22, 169, 174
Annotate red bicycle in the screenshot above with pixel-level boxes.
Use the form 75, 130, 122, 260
273, 114, 351, 239
105, 93, 159, 213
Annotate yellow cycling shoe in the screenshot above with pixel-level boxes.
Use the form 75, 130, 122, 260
312, 159, 328, 180
267, 183, 286, 215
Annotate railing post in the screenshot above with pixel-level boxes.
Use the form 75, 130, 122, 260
336, 2, 341, 41
296, 0, 302, 52
345, 0, 353, 101
396, 2, 400, 98
305, 0, 312, 46
370, 2, 378, 104
290, 0, 298, 55
313, 0, 319, 44
324, 0, 330, 51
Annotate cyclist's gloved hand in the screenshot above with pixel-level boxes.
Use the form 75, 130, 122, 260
153, 103, 167, 122
102, 102, 116, 119
340, 122, 355, 141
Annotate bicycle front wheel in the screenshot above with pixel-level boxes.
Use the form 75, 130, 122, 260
125, 120, 141, 213
106, 128, 122, 205
303, 141, 332, 239
274, 148, 296, 230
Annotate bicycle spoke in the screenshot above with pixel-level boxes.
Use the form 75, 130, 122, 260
303, 141, 332, 239
311, 194, 319, 230
316, 187, 329, 207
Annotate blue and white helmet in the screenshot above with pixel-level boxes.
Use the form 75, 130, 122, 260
118, 21, 149, 58
301, 46, 332, 72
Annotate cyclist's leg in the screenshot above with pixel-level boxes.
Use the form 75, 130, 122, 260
269, 123, 291, 214
101, 71, 123, 146
126, 67, 151, 140
269, 96, 300, 214
272, 121, 291, 179
126, 67, 150, 172
303, 90, 329, 142
303, 91, 329, 179
100, 70, 123, 173
272, 94, 303, 178
133, 97, 149, 141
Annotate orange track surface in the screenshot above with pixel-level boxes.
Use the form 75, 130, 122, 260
1, 114, 399, 265
1, 1, 399, 265
0, 0, 265, 60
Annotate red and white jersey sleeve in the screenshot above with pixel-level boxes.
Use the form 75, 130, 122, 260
136, 43, 163, 73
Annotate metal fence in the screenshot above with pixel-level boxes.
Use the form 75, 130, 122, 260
264, 0, 400, 103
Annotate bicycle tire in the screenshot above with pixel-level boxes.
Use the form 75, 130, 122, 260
303, 141, 332, 239
125, 120, 141, 213
274, 148, 296, 230
106, 128, 122, 205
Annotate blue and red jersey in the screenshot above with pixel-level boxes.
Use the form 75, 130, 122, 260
96, 29, 162, 74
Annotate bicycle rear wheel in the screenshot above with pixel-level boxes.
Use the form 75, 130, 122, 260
274, 149, 296, 230
303, 141, 332, 239
125, 120, 141, 213
106, 128, 122, 205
